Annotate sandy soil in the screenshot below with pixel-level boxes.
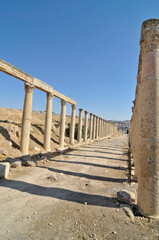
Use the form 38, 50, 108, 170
0, 135, 159, 240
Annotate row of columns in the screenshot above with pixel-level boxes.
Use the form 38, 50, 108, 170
20, 83, 118, 156
130, 19, 159, 219
77, 110, 118, 144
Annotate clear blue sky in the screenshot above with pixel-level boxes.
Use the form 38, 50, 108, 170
0, 0, 158, 120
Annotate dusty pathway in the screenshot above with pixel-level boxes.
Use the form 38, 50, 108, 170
0, 135, 159, 240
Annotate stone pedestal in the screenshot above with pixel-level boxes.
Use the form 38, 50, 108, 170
20, 83, 34, 155
84, 111, 88, 142
70, 104, 76, 146
44, 93, 53, 151
137, 19, 159, 218
78, 109, 83, 143
59, 100, 67, 149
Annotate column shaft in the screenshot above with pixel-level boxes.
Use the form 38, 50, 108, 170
92, 115, 96, 140
44, 93, 53, 151
70, 104, 76, 145
20, 83, 34, 155
84, 111, 88, 142
78, 109, 83, 143
95, 117, 99, 139
89, 113, 93, 140
59, 100, 67, 149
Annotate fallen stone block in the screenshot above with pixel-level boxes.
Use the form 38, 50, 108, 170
0, 162, 10, 178
117, 191, 132, 207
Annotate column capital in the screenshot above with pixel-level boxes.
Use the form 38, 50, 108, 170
72, 104, 76, 110
61, 99, 67, 105
90, 113, 93, 116
79, 108, 83, 112
25, 83, 35, 93
47, 92, 54, 100
85, 110, 88, 114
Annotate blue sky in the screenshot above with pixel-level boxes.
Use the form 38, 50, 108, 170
0, 0, 159, 120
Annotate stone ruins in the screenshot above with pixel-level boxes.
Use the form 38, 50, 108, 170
0, 59, 118, 156
130, 19, 159, 219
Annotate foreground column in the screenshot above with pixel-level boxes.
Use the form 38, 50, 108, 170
77, 109, 83, 143
70, 104, 76, 146
21, 83, 34, 155
137, 19, 159, 218
89, 113, 93, 140
59, 100, 67, 149
44, 93, 53, 151
84, 111, 88, 142
92, 115, 96, 140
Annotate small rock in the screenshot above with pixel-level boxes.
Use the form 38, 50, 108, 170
49, 223, 53, 226
33, 212, 37, 215
9, 125, 14, 132
11, 161, 22, 168
116, 209, 119, 212
33, 146, 41, 152
0, 162, 10, 178
84, 202, 87, 205
8, 141, 12, 146
30, 127, 33, 132
117, 191, 132, 206
122, 205, 135, 223
23, 161, 36, 167
112, 231, 117, 234
1, 149, 8, 156
27, 216, 30, 219
47, 174, 57, 181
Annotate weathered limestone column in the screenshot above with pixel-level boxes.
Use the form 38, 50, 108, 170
95, 117, 99, 139
100, 119, 103, 138
59, 100, 67, 149
21, 83, 34, 155
92, 115, 96, 140
84, 111, 88, 142
77, 109, 83, 143
89, 113, 93, 140
70, 104, 76, 146
137, 19, 159, 218
98, 118, 101, 138
44, 93, 54, 151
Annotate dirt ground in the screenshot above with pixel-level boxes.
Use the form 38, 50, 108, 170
0, 134, 159, 240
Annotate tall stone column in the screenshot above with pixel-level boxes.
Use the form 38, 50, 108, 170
100, 119, 103, 138
98, 118, 101, 138
84, 111, 88, 142
59, 100, 67, 149
44, 93, 54, 151
92, 115, 96, 140
70, 104, 76, 146
20, 83, 34, 155
89, 113, 93, 140
137, 19, 159, 218
95, 117, 99, 139
77, 109, 83, 143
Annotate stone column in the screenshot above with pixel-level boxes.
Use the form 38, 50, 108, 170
98, 118, 101, 138
89, 113, 93, 140
59, 100, 67, 149
84, 111, 88, 142
70, 104, 76, 146
100, 119, 103, 138
95, 117, 99, 139
20, 83, 34, 155
44, 93, 54, 151
77, 109, 83, 143
137, 19, 159, 218
92, 115, 96, 140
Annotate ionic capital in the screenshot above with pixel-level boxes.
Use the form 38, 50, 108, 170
85, 110, 88, 114
24, 83, 35, 93
47, 92, 54, 100
61, 99, 67, 106
79, 108, 83, 112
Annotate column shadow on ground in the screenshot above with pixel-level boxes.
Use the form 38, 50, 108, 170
39, 166, 128, 183
49, 159, 128, 171
0, 179, 117, 208
64, 153, 128, 162
0, 126, 20, 150
75, 149, 127, 156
